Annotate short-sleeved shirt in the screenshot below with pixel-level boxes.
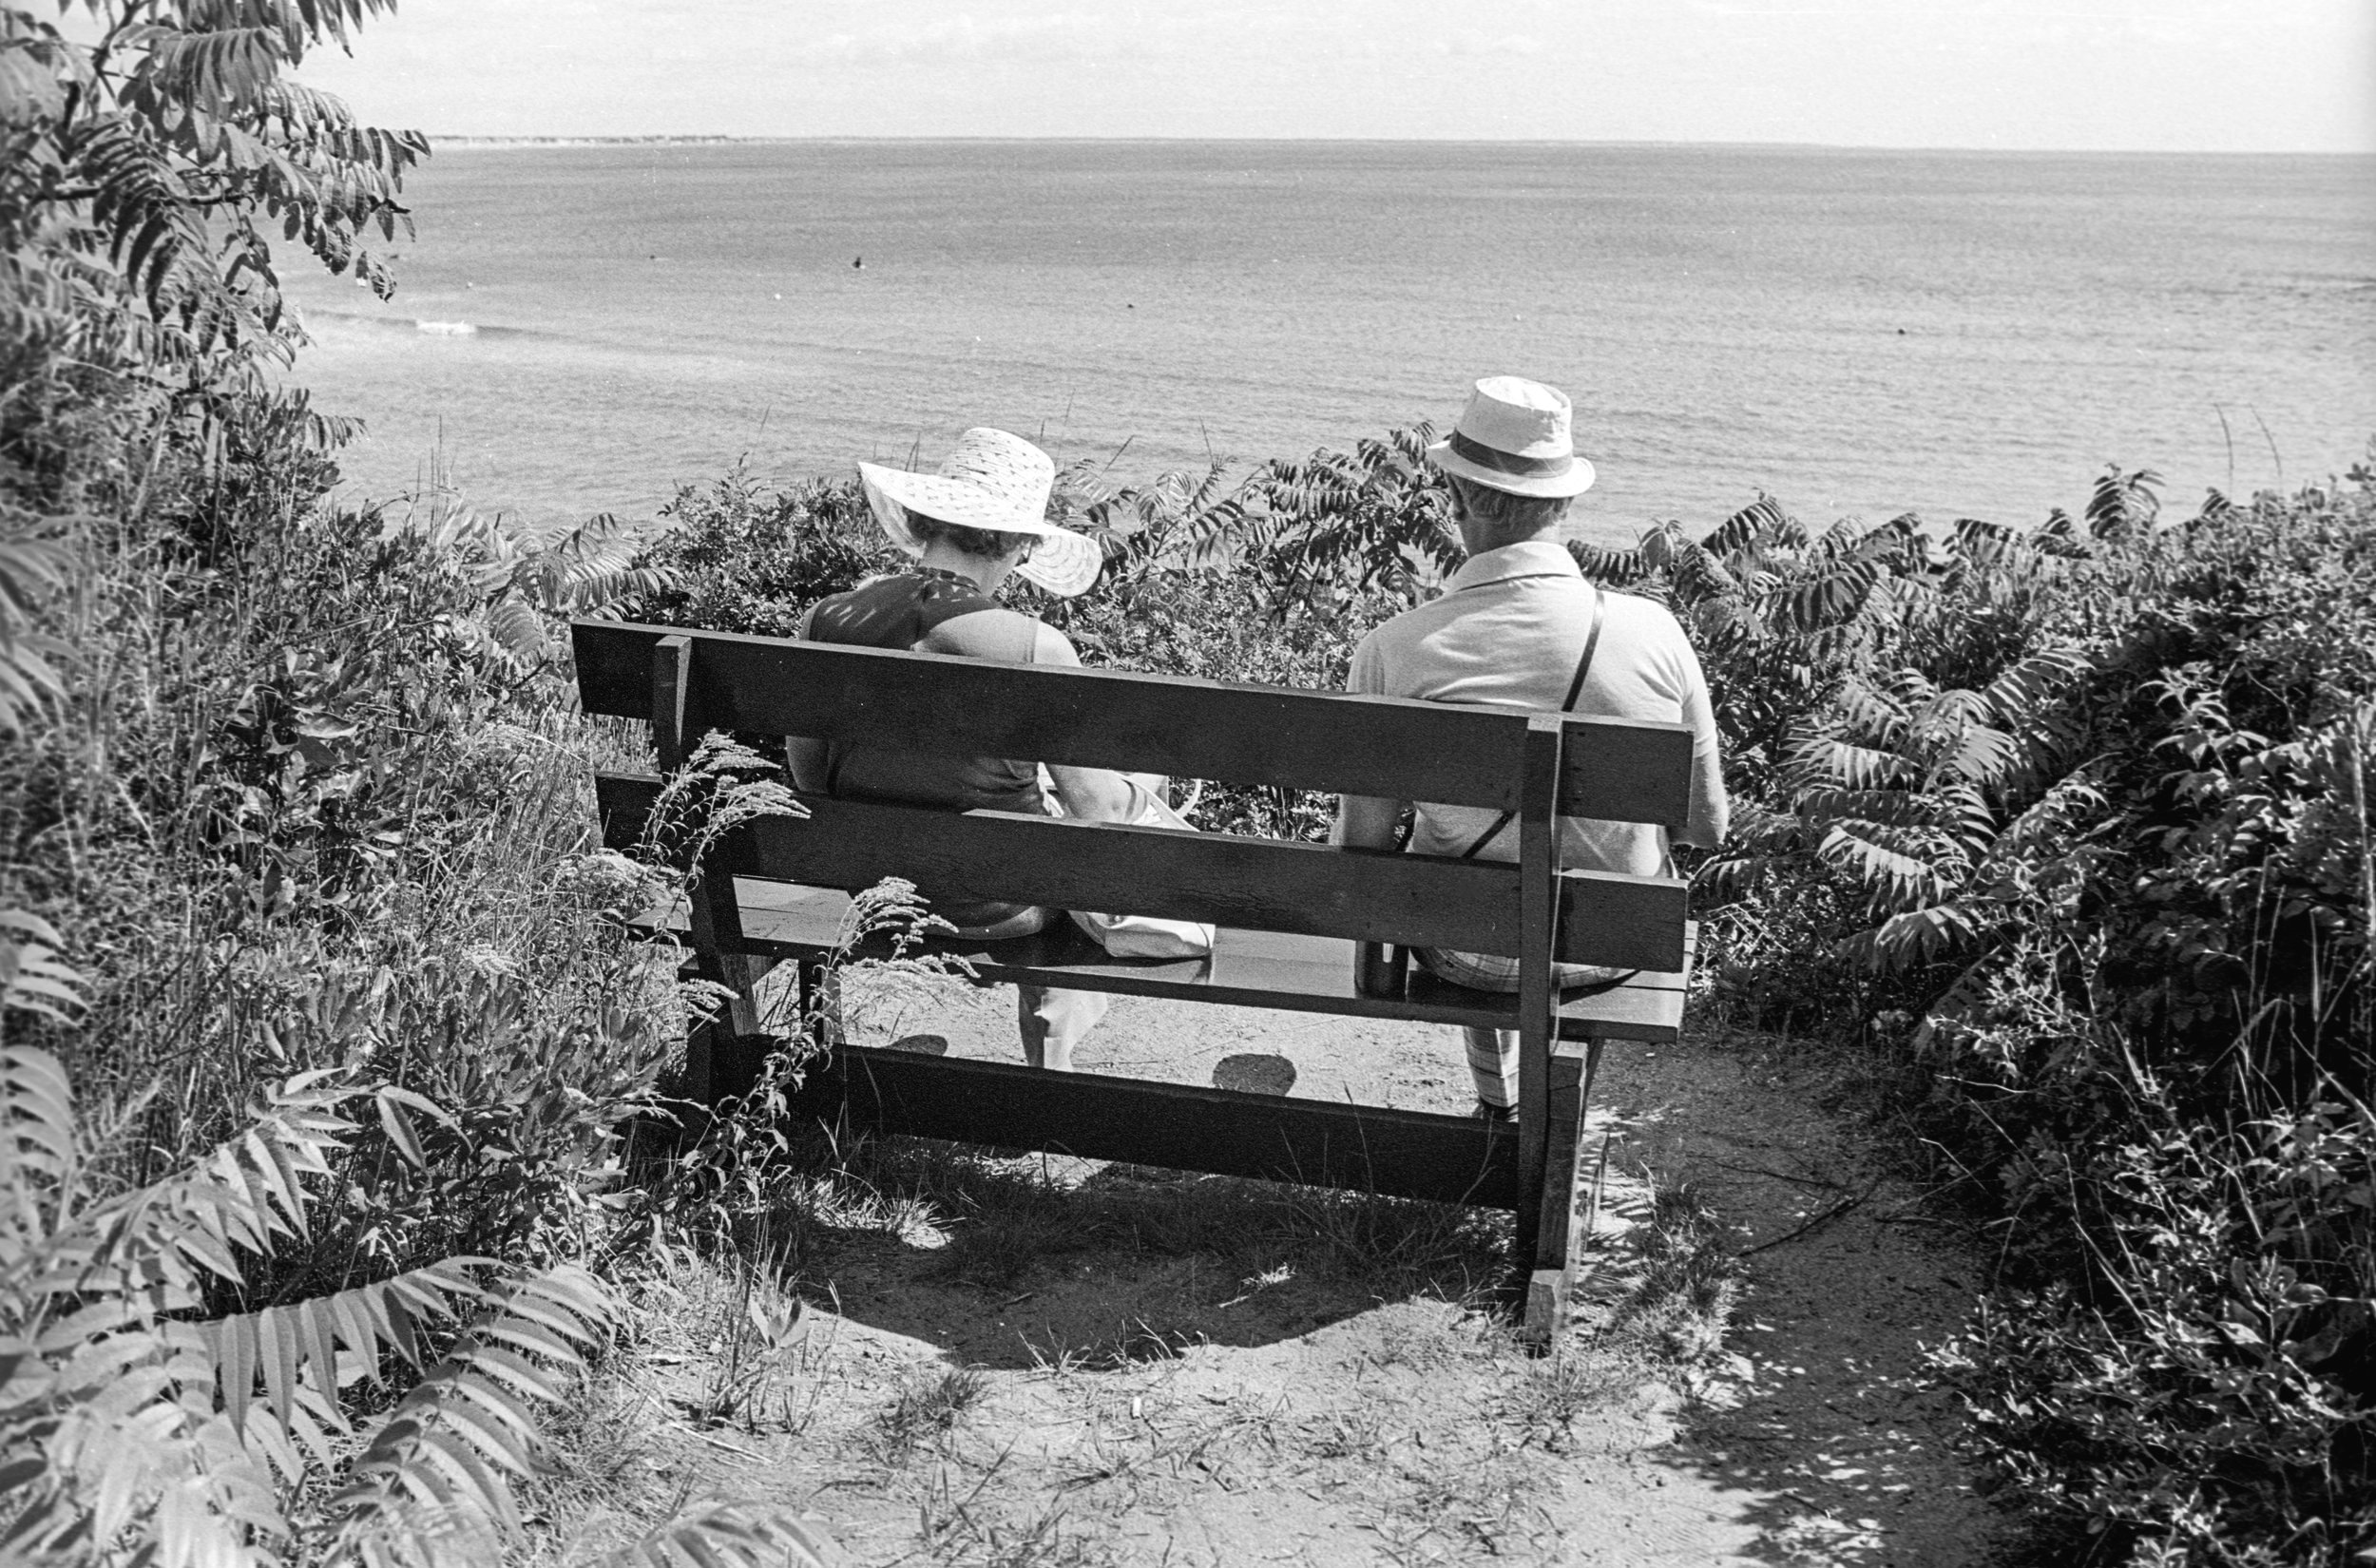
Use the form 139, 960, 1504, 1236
798, 568, 1049, 815
796, 568, 1079, 930
1345, 539, 1728, 875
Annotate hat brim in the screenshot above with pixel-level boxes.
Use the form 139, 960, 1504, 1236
1425, 440, 1596, 500
857, 462, 1104, 599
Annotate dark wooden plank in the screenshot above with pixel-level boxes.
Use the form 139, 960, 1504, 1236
1512, 714, 1562, 1288
786, 1044, 1521, 1207
1556, 870, 1691, 972
650, 636, 774, 1046
632, 877, 1697, 1043
1524, 1039, 1602, 1349
596, 771, 661, 856
575, 621, 1687, 823
599, 774, 1520, 953
654, 636, 741, 955
1558, 717, 1696, 828
599, 773, 1687, 965
651, 634, 692, 773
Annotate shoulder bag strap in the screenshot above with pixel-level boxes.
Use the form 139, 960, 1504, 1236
1453, 584, 1605, 860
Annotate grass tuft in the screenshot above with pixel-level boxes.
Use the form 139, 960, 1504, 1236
880, 1365, 990, 1450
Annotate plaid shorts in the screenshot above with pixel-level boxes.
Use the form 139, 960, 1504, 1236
1413, 947, 1632, 994
1417, 947, 1633, 1111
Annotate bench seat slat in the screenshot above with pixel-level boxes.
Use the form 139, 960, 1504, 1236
599, 774, 1689, 972
786, 1044, 1522, 1207
572, 621, 1694, 822
642, 882, 1696, 1044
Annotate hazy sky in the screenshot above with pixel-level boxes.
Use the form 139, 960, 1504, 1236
294, 0, 2375, 151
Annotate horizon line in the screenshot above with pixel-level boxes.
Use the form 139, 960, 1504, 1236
419, 132, 2376, 158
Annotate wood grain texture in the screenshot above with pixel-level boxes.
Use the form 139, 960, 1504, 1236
574, 619, 1689, 822
602, 774, 1517, 951
1540, 1045, 1597, 1264
1512, 715, 1562, 1286
651, 635, 752, 960
595, 773, 1688, 966
1523, 1044, 1595, 1349
616, 864, 1699, 1043
1557, 717, 1696, 827
1555, 870, 1692, 972
785, 1043, 1522, 1208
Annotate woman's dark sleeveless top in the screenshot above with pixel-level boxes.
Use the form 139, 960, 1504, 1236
803, 569, 1047, 927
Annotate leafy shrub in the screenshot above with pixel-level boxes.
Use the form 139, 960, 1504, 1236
0, 8, 867, 1558
0, 0, 425, 353
1, 1043, 837, 1567
1, 1043, 613, 1564
1607, 469, 2376, 1563
623, 468, 898, 639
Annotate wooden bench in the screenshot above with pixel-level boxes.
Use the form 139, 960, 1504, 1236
572, 618, 1697, 1347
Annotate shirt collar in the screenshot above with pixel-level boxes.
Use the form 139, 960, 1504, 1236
1445, 539, 1584, 594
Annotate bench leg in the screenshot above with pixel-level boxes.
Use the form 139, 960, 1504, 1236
720, 952, 777, 1038
1523, 1037, 1604, 1352
681, 951, 779, 1105
796, 955, 845, 1049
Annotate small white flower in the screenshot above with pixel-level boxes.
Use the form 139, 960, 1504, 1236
458, 943, 521, 978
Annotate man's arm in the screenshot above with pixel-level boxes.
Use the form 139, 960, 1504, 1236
1332, 629, 1405, 849
1675, 641, 1730, 851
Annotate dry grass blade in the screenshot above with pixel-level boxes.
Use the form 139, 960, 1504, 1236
589, 1501, 842, 1568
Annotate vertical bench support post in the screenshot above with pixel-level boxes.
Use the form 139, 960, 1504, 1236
1511, 714, 1564, 1341
651, 635, 775, 1101
1525, 1037, 1605, 1347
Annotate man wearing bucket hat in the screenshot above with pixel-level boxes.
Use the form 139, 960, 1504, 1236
787, 427, 1131, 1069
1333, 376, 1730, 1119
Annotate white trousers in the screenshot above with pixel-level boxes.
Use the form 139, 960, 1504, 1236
946, 904, 1114, 1070
1018, 985, 1110, 1071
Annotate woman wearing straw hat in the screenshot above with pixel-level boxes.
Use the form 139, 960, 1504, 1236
787, 427, 1133, 1070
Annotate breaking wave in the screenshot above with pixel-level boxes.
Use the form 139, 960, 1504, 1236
308, 309, 533, 340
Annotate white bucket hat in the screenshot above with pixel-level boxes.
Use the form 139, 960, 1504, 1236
856, 428, 1104, 598
1425, 376, 1597, 500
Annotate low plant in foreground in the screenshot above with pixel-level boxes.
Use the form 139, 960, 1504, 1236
1642, 470, 2376, 1564
0, 1044, 837, 1566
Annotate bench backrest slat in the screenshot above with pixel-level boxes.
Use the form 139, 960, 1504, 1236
574, 621, 1692, 824
596, 774, 1690, 971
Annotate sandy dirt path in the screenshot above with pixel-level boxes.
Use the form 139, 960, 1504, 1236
557, 979, 2006, 1566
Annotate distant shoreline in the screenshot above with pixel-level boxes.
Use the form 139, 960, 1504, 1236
424, 135, 2371, 160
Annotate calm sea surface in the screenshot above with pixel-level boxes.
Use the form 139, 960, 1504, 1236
278, 141, 2376, 546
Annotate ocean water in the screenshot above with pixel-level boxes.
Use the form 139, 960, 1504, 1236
278, 141, 2376, 547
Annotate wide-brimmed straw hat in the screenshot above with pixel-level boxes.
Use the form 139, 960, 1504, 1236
1425, 376, 1597, 500
856, 428, 1103, 598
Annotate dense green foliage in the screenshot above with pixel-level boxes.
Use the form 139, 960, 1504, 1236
628, 443, 2375, 1565
0, 7, 842, 1563
4, 1042, 623, 1564
0, 314, 815, 1559
1580, 473, 2375, 1563
1, 0, 424, 354
5, 12, 2365, 1554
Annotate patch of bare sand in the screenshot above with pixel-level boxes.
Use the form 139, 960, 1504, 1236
546, 978, 2004, 1566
